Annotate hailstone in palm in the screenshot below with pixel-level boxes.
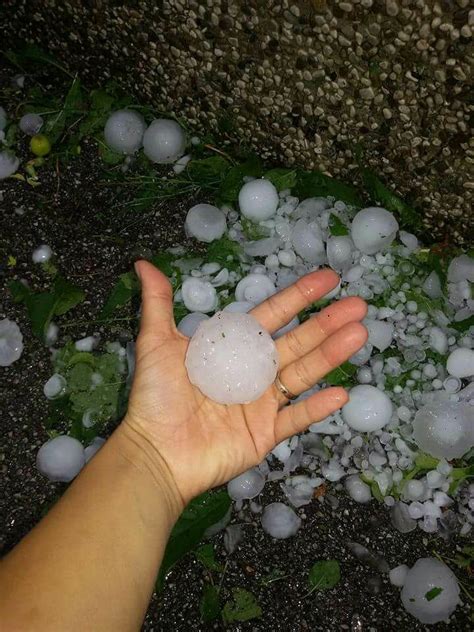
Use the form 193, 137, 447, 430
238, 179, 279, 221
351, 207, 399, 255
185, 203, 226, 243
227, 468, 265, 500
104, 110, 146, 154
143, 118, 186, 163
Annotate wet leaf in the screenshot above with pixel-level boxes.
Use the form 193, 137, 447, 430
200, 584, 220, 622
195, 544, 224, 572
308, 560, 341, 591
294, 170, 362, 207
329, 213, 349, 236
450, 315, 474, 333
222, 588, 262, 623
99, 271, 139, 320
425, 587, 443, 601
264, 167, 297, 191
219, 155, 263, 202
324, 361, 357, 387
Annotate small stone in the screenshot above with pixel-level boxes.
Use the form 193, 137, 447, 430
386, 0, 399, 17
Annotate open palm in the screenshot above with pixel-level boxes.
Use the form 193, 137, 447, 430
124, 260, 367, 505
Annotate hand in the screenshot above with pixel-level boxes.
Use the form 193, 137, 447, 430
122, 261, 367, 507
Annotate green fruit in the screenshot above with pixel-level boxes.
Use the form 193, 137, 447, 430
30, 134, 51, 157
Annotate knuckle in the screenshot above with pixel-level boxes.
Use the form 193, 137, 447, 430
294, 359, 314, 389
285, 329, 305, 358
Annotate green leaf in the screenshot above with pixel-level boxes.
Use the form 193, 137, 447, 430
308, 560, 341, 591
200, 584, 221, 622
98, 138, 123, 165
157, 490, 231, 590
264, 168, 297, 191
415, 453, 440, 470
329, 214, 349, 236
195, 544, 224, 572
45, 76, 83, 144
187, 155, 231, 187
404, 290, 444, 315
205, 237, 242, 269
324, 361, 357, 387
294, 170, 362, 207
425, 587, 443, 601
4, 44, 73, 77
448, 465, 474, 495
150, 252, 176, 277
99, 272, 139, 320
222, 588, 262, 623
52, 277, 85, 316
450, 315, 474, 333
219, 155, 263, 202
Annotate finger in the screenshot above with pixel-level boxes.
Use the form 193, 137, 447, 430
250, 269, 339, 334
134, 260, 175, 338
276, 321, 367, 405
275, 387, 348, 443
276, 296, 367, 369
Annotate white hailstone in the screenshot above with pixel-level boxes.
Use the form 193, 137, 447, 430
223, 301, 253, 314
104, 110, 146, 154
401, 558, 460, 624
349, 342, 373, 367
291, 219, 326, 264
211, 268, 229, 287
45, 322, 59, 346
342, 385, 393, 432
36, 435, 85, 482
326, 236, 353, 271
293, 197, 330, 220
177, 312, 209, 337
429, 327, 448, 355
201, 262, 221, 275
357, 367, 372, 384
278, 249, 297, 267
399, 231, 419, 252
364, 319, 394, 352
172, 153, 191, 174
32, 244, 53, 263
143, 118, 186, 163
447, 254, 474, 283
443, 376, 461, 393
273, 316, 299, 339
227, 468, 265, 500
235, 273, 276, 304
0, 150, 20, 179
75, 336, 98, 352
185, 203, 226, 243
185, 311, 278, 404
19, 113, 43, 136
181, 278, 217, 313
389, 564, 409, 587
43, 374, 67, 399
244, 237, 281, 257
238, 179, 279, 221
345, 475, 372, 503
82, 410, 98, 428
84, 437, 106, 463
446, 348, 474, 378
422, 271, 442, 299
261, 502, 301, 539
351, 207, 399, 255
404, 479, 425, 501
0, 106, 6, 130
271, 439, 292, 462
0, 319, 23, 366
413, 401, 474, 459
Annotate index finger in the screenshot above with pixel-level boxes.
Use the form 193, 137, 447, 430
249, 269, 339, 333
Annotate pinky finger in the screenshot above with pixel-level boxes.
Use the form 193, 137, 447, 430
274, 387, 348, 444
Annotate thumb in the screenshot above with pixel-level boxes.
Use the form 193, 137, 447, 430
135, 260, 175, 338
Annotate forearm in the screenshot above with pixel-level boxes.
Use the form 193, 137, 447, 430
0, 421, 183, 631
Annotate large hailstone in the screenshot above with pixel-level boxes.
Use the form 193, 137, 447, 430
181, 278, 218, 313
185, 203, 226, 243
0, 150, 20, 180
143, 118, 186, 163
292, 219, 326, 264
36, 435, 85, 482
238, 179, 279, 222
0, 319, 23, 366
261, 502, 301, 539
446, 348, 474, 378
351, 207, 399, 255
227, 468, 265, 500
104, 110, 146, 154
401, 558, 460, 624
342, 385, 393, 432
235, 273, 276, 304
185, 311, 278, 404
412, 401, 473, 459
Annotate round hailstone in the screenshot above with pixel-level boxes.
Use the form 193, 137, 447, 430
342, 385, 393, 432
447, 254, 474, 283
181, 278, 218, 313
291, 219, 326, 264
84, 437, 106, 463
446, 348, 474, 378
235, 273, 276, 304
261, 502, 301, 539
345, 475, 372, 503
19, 113, 43, 136
185, 203, 226, 243
351, 207, 399, 255
412, 401, 473, 459
43, 374, 67, 399
401, 558, 460, 624
227, 468, 265, 500
36, 435, 86, 482
364, 319, 394, 352
326, 236, 353, 271
143, 118, 186, 163
185, 311, 278, 404
223, 301, 253, 314
32, 244, 53, 263
238, 179, 279, 221
104, 110, 146, 154
0, 318, 23, 366
389, 564, 409, 587
0, 150, 20, 179
177, 312, 209, 337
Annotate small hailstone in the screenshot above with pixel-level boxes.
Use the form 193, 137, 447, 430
447, 254, 474, 283
32, 244, 53, 263
43, 374, 67, 399
345, 475, 372, 503
389, 564, 409, 587
227, 468, 265, 500
223, 301, 253, 314
272, 439, 292, 462
413, 401, 474, 459
404, 479, 425, 501
351, 207, 399, 255
261, 502, 301, 539
429, 327, 448, 354
104, 110, 146, 154
201, 262, 221, 275
357, 367, 372, 384
238, 179, 279, 221
235, 273, 276, 304
401, 558, 460, 624
443, 376, 461, 393
172, 153, 191, 174
82, 410, 98, 428
278, 249, 297, 267
0, 319, 23, 366
293, 197, 330, 221
291, 219, 326, 264
45, 322, 59, 346
0, 150, 20, 179
181, 278, 218, 313
244, 238, 281, 257
185, 311, 278, 404
143, 118, 186, 163
364, 319, 394, 352
75, 336, 98, 352
84, 437, 106, 463
36, 435, 85, 482
326, 236, 353, 271
19, 113, 43, 136
342, 385, 393, 432
446, 347, 474, 378
177, 312, 209, 337
185, 203, 226, 243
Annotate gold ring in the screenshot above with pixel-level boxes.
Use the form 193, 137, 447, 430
274, 372, 297, 401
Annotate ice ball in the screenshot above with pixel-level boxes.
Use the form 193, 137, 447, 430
235, 273, 276, 304
32, 244, 53, 263
412, 401, 473, 459
342, 385, 393, 432
401, 558, 460, 624
143, 118, 186, 163
84, 437, 106, 463
238, 179, 279, 222
177, 312, 209, 337
19, 113, 43, 136
365, 319, 394, 352
292, 219, 326, 264
185, 311, 278, 404
185, 203, 226, 243
447, 254, 474, 283
181, 278, 218, 313
327, 235, 353, 271
446, 347, 474, 379
36, 435, 85, 482
0, 150, 19, 179
104, 110, 146, 155
261, 502, 301, 539
351, 207, 399, 255
227, 468, 265, 500
0, 318, 23, 366
43, 374, 67, 400
345, 475, 372, 503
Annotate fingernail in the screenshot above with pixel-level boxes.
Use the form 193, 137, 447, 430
134, 261, 142, 280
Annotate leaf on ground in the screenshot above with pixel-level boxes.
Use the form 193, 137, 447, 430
200, 584, 221, 622
195, 544, 224, 572
205, 237, 242, 269
99, 271, 139, 320
308, 560, 341, 591
53, 276, 85, 315
329, 213, 349, 236
450, 315, 474, 333
294, 170, 362, 207
425, 587, 443, 601
222, 588, 262, 623
150, 251, 176, 277
324, 361, 357, 387
219, 155, 263, 202
263, 167, 297, 191
187, 155, 231, 188
45, 75, 83, 144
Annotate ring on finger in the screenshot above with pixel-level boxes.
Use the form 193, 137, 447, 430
274, 372, 298, 401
